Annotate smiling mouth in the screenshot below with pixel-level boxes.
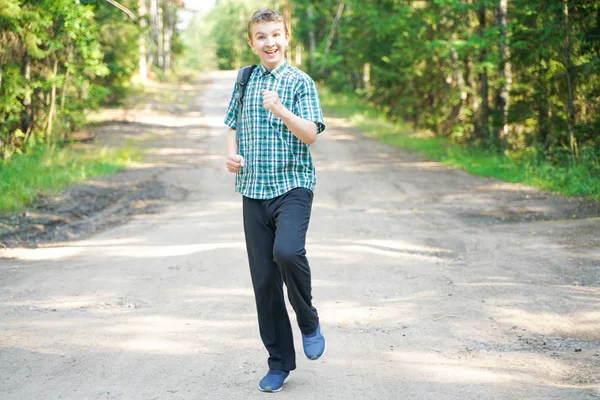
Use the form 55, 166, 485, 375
265, 49, 278, 55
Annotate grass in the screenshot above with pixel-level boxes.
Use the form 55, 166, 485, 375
0, 79, 188, 214
319, 87, 600, 200
0, 143, 143, 213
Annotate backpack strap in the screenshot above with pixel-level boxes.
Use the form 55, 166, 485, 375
235, 64, 257, 141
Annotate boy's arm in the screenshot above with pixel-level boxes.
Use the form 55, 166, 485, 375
224, 82, 244, 173
262, 89, 319, 145
226, 128, 244, 173
279, 107, 318, 145
226, 128, 238, 156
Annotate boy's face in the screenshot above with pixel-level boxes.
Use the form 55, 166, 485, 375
248, 21, 289, 70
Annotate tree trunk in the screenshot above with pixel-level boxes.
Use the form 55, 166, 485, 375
104, 0, 137, 19
60, 46, 73, 111
21, 52, 32, 138
442, 33, 468, 135
157, 0, 164, 70
46, 58, 59, 146
307, 5, 316, 70
284, 0, 292, 62
139, 0, 148, 83
162, 0, 172, 72
294, 43, 302, 66
451, 33, 467, 104
60, 46, 74, 142
363, 63, 371, 92
493, 0, 512, 151
564, 0, 577, 160
537, 56, 550, 150
477, 3, 490, 145
150, 0, 161, 70
324, 3, 345, 58
0, 62, 3, 148
464, 56, 480, 135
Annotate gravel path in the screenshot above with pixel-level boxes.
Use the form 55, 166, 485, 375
1, 71, 599, 400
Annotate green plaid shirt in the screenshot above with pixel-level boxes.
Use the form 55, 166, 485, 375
224, 61, 325, 200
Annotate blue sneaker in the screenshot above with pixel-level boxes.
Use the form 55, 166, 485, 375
302, 323, 326, 360
258, 370, 290, 393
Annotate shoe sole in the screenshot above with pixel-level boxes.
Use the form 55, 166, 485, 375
258, 375, 290, 393
305, 341, 326, 361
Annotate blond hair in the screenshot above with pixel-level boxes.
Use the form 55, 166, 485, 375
247, 9, 288, 39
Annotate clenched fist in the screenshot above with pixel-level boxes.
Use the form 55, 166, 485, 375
262, 89, 285, 118
226, 154, 244, 173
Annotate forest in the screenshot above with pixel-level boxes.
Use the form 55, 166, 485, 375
201, 0, 599, 176
0, 0, 182, 159
1, 0, 599, 196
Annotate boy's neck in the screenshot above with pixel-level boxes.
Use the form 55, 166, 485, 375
263, 59, 286, 72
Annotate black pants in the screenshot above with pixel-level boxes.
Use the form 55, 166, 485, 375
242, 187, 319, 372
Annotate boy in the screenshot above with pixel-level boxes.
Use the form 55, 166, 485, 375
224, 8, 326, 393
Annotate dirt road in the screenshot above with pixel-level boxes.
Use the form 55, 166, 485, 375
1, 71, 599, 400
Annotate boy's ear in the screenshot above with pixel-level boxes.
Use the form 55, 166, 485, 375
247, 38, 255, 51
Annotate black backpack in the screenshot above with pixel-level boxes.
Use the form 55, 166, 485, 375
235, 65, 257, 140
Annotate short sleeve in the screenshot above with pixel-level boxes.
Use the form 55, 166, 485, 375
224, 83, 240, 129
293, 78, 326, 134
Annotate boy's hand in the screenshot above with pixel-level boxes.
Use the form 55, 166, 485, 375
226, 154, 244, 173
262, 89, 285, 118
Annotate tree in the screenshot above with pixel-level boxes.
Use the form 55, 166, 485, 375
287, 0, 598, 170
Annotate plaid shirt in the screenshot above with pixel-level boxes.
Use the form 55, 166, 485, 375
224, 61, 325, 200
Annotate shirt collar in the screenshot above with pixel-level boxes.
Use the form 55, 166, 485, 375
259, 60, 289, 79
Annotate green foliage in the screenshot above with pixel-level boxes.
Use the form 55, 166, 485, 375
0, 0, 112, 157
179, 0, 280, 71
90, 0, 140, 103
0, 0, 179, 157
178, 11, 218, 72
291, 0, 599, 193
0, 0, 185, 211
0, 143, 142, 212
